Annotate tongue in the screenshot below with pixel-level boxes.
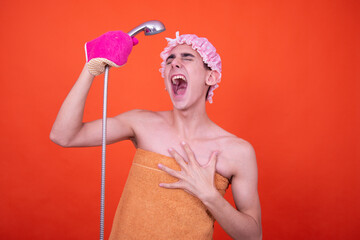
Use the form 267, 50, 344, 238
175, 81, 187, 95
177, 86, 186, 95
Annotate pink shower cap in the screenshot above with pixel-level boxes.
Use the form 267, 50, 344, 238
159, 31, 222, 103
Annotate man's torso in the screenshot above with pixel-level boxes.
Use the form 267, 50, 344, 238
125, 110, 250, 181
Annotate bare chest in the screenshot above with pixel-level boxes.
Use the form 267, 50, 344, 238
133, 122, 234, 179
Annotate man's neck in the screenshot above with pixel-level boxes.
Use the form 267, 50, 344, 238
170, 103, 212, 140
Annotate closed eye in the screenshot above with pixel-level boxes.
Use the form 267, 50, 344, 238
181, 53, 195, 58
165, 53, 195, 64
166, 54, 175, 64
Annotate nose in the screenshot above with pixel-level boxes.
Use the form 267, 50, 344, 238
171, 57, 181, 68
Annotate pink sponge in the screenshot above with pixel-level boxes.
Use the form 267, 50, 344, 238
85, 31, 138, 76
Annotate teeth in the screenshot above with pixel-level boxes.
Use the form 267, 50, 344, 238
171, 75, 186, 84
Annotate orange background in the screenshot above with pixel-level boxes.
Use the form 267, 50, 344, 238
1, 0, 359, 239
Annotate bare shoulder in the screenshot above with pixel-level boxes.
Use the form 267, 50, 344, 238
213, 128, 257, 179
210, 124, 255, 161
113, 109, 167, 125
223, 136, 256, 164
112, 109, 172, 139
113, 108, 158, 119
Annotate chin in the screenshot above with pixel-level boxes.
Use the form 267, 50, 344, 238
171, 97, 204, 111
168, 90, 205, 111
171, 100, 188, 110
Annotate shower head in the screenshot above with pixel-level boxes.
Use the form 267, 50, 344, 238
127, 20, 166, 37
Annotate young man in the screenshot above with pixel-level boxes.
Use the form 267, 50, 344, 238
50, 31, 262, 240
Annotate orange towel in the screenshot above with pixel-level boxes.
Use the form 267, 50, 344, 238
109, 148, 230, 240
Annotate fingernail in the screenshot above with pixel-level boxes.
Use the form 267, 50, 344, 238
181, 141, 186, 145
168, 148, 173, 152
158, 163, 163, 168
159, 183, 164, 187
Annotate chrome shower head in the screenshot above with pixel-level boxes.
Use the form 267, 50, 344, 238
127, 20, 166, 37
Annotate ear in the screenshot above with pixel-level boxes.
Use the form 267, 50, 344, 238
205, 70, 221, 86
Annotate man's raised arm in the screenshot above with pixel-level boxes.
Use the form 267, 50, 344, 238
50, 31, 138, 147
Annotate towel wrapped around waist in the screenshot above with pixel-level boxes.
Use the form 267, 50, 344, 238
109, 148, 230, 240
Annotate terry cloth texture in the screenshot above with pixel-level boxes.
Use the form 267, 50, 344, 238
85, 31, 138, 76
108, 148, 230, 240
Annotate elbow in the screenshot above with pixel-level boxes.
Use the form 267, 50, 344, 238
254, 225, 262, 240
237, 222, 262, 240
254, 232, 262, 240
242, 232, 262, 240
49, 130, 71, 147
234, 232, 262, 240
252, 215, 262, 240
246, 232, 262, 240
252, 221, 262, 240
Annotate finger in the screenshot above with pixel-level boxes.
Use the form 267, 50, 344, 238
209, 151, 219, 168
181, 142, 197, 165
203, 151, 218, 169
158, 163, 183, 179
168, 148, 189, 167
159, 181, 184, 189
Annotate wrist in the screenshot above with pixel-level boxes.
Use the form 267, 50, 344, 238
200, 187, 222, 207
83, 64, 96, 78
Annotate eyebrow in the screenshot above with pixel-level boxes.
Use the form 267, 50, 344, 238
166, 52, 196, 62
181, 53, 195, 58
166, 54, 175, 62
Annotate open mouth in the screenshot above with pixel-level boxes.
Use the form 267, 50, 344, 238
171, 74, 188, 96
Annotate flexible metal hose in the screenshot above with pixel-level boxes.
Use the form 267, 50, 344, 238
99, 21, 165, 240
100, 65, 109, 240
